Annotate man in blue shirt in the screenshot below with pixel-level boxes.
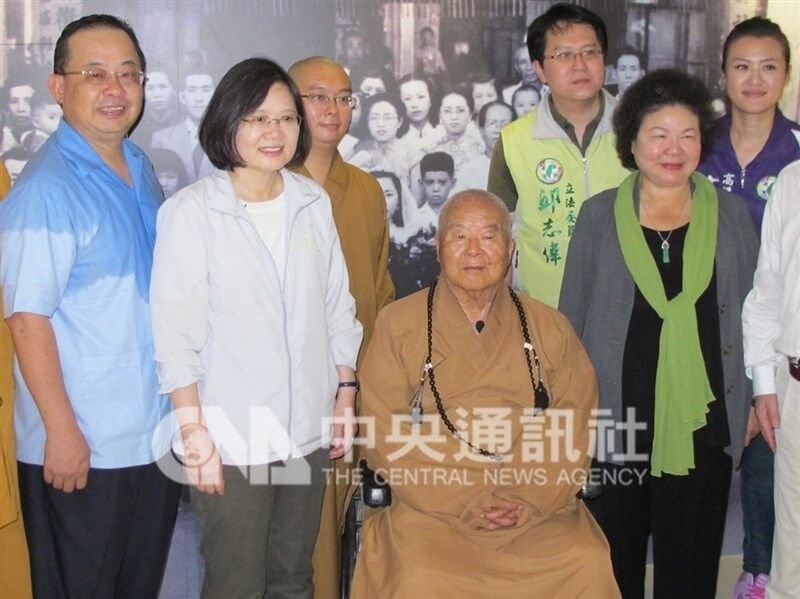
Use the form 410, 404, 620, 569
0, 14, 179, 597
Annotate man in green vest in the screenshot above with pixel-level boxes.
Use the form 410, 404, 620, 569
488, 3, 629, 307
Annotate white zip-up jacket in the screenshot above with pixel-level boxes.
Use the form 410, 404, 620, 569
151, 169, 362, 465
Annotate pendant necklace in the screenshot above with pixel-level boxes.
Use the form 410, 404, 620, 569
408, 279, 550, 461
640, 186, 691, 264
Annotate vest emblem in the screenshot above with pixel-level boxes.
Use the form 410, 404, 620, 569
535, 158, 563, 184
757, 176, 777, 201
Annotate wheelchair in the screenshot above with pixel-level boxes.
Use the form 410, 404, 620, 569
339, 461, 391, 599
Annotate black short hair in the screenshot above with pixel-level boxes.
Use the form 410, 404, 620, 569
477, 101, 515, 128
199, 57, 309, 171
398, 73, 440, 125
526, 3, 608, 65
613, 69, 715, 170
441, 87, 474, 117
371, 169, 403, 226
53, 14, 146, 74
361, 92, 408, 139
721, 16, 790, 71
615, 46, 644, 68
469, 73, 501, 100
511, 85, 541, 106
148, 148, 189, 189
420, 151, 454, 178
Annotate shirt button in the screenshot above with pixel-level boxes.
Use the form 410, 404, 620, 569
719, 303, 727, 315
726, 384, 736, 394
723, 344, 732, 355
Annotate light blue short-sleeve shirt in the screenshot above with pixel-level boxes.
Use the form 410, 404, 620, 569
0, 120, 170, 468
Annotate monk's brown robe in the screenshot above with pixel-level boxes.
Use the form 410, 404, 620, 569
352, 280, 620, 598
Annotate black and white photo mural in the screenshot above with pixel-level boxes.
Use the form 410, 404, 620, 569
3, 0, 797, 197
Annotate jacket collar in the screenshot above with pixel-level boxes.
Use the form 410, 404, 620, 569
207, 168, 322, 218
532, 88, 617, 142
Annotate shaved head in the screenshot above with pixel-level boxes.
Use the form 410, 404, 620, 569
289, 56, 354, 148
289, 56, 348, 82
438, 189, 513, 241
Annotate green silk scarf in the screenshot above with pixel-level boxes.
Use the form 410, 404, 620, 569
613, 172, 718, 476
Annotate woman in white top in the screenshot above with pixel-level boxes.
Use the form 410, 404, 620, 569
150, 57, 362, 598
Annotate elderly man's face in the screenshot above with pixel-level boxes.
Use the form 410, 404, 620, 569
48, 27, 144, 148
437, 196, 514, 295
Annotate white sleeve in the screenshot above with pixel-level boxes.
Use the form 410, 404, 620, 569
742, 174, 786, 396
150, 192, 211, 393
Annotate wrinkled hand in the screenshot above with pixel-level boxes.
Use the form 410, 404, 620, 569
182, 426, 224, 495
744, 407, 760, 447
330, 390, 357, 460
754, 394, 780, 452
44, 425, 90, 493
479, 500, 523, 530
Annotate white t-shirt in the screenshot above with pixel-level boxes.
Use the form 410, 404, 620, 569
239, 193, 286, 279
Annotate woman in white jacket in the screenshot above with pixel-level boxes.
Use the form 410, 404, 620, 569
150, 57, 362, 598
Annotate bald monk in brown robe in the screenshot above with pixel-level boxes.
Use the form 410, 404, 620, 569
352, 190, 619, 598
289, 56, 394, 598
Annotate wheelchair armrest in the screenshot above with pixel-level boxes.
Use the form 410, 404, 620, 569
360, 459, 392, 507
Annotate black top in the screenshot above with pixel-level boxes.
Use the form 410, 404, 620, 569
621, 223, 729, 459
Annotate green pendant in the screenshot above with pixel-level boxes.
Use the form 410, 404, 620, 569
661, 240, 670, 264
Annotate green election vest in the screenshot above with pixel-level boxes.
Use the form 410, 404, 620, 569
502, 96, 629, 307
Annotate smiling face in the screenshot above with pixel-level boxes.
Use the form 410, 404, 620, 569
233, 83, 300, 175
48, 27, 144, 149
437, 194, 514, 297
399, 79, 432, 126
293, 60, 352, 148
367, 100, 401, 143
439, 93, 470, 136
532, 22, 605, 107
632, 104, 701, 191
724, 35, 788, 117
181, 73, 214, 122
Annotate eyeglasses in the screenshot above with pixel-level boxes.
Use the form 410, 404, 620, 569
300, 93, 358, 109
60, 69, 146, 86
543, 48, 603, 63
241, 114, 302, 129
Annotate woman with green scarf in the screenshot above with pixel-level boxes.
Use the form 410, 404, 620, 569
559, 69, 758, 598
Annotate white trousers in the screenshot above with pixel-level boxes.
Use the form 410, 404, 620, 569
769, 358, 800, 598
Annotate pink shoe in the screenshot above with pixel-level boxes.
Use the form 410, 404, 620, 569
731, 572, 768, 599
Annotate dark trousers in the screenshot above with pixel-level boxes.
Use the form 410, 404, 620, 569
190, 448, 330, 599
587, 448, 732, 599
740, 434, 775, 575
19, 461, 180, 599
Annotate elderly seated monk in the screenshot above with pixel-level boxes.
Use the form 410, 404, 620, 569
351, 190, 620, 598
